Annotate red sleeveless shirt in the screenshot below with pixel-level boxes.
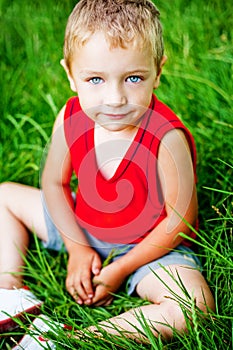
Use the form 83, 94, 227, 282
64, 94, 197, 244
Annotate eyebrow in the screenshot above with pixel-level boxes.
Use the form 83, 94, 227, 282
79, 70, 104, 76
79, 68, 151, 76
126, 69, 151, 75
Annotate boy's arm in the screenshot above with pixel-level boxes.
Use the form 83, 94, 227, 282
114, 128, 197, 273
42, 106, 102, 304
91, 129, 197, 304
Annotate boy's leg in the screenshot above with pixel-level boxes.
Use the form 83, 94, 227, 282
0, 182, 48, 289
89, 266, 215, 340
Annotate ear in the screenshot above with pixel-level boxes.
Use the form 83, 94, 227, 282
153, 55, 167, 90
60, 59, 77, 92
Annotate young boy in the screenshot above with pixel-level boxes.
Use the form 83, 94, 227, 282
0, 0, 214, 342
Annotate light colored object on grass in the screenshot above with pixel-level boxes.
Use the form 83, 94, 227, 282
13, 314, 72, 350
0, 287, 42, 332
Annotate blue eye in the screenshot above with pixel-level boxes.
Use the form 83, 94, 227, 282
89, 77, 103, 85
127, 76, 142, 83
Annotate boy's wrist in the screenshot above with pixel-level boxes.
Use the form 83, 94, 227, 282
112, 257, 135, 278
65, 241, 91, 255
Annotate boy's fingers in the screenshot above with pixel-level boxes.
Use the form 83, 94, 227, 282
91, 285, 113, 306
67, 285, 83, 304
81, 275, 94, 299
93, 297, 113, 306
67, 276, 92, 304
92, 254, 101, 275
70, 286, 83, 304
69, 284, 88, 304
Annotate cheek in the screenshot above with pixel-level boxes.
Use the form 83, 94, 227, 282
77, 87, 101, 109
77, 92, 94, 111
78, 97, 99, 120
133, 90, 153, 108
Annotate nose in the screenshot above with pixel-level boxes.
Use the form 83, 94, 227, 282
104, 83, 127, 107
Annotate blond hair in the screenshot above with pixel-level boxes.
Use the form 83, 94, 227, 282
64, 0, 164, 73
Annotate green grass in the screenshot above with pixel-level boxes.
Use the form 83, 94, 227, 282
0, 0, 232, 348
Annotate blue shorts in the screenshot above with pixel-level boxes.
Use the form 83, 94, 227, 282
42, 193, 201, 295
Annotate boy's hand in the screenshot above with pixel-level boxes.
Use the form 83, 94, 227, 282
66, 246, 102, 305
90, 261, 126, 306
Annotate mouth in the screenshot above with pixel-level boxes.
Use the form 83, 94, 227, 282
103, 113, 128, 120
100, 108, 134, 119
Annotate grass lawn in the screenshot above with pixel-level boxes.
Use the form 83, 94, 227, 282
0, 0, 232, 348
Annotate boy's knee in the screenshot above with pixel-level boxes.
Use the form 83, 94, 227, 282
157, 288, 214, 338
195, 287, 215, 314
163, 300, 187, 338
0, 182, 13, 204
0, 182, 24, 211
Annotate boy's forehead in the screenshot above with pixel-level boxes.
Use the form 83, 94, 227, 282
71, 39, 153, 72
67, 31, 158, 76
72, 30, 152, 57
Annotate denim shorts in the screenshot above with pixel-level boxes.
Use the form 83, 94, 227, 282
42, 193, 201, 295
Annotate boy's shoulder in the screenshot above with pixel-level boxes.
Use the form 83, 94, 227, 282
147, 95, 196, 160
148, 94, 186, 136
152, 94, 179, 121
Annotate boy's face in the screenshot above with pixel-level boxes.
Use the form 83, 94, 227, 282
63, 31, 164, 132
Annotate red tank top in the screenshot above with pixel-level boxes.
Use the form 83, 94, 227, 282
64, 94, 197, 244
